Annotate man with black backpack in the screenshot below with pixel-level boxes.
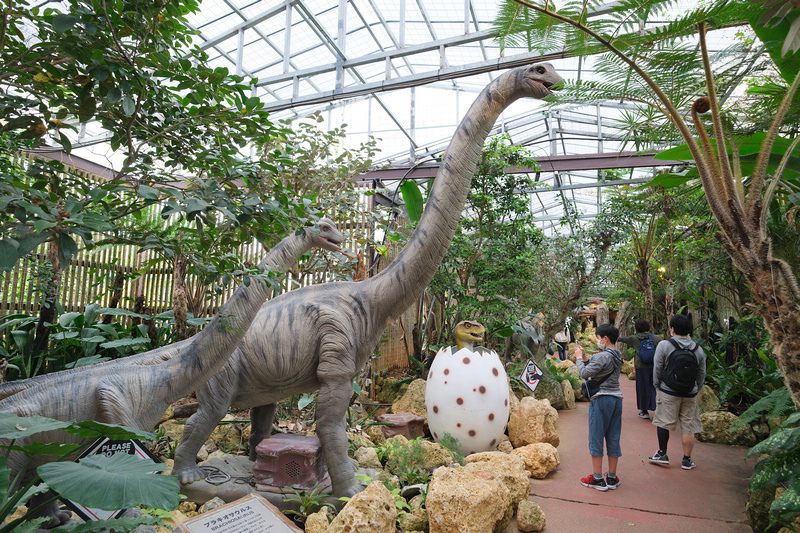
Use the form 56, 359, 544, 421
648, 314, 706, 470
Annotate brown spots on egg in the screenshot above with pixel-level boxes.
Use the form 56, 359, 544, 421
492, 368, 499, 376
457, 398, 464, 405
479, 386, 486, 394
468, 429, 476, 437
444, 368, 450, 375
488, 413, 494, 421
433, 405, 439, 414
463, 357, 471, 364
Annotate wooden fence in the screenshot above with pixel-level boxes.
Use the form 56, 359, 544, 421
1, 162, 414, 374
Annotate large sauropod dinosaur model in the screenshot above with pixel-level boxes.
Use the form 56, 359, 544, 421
0, 218, 343, 527
172, 62, 562, 498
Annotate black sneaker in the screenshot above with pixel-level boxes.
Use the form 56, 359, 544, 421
681, 457, 696, 470
605, 473, 620, 490
648, 450, 669, 465
580, 474, 608, 492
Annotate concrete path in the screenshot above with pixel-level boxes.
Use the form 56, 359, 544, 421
513, 374, 754, 532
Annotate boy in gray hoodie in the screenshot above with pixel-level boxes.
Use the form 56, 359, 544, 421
575, 323, 624, 491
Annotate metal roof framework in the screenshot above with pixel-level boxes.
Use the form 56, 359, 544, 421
70, 1, 739, 235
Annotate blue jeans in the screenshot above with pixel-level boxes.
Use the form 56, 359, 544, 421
588, 395, 623, 457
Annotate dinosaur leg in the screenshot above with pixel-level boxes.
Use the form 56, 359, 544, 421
26, 493, 72, 528
248, 403, 276, 461
172, 394, 230, 484
315, 378, 359, 498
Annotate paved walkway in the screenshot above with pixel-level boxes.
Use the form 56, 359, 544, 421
511, 375, 755, 532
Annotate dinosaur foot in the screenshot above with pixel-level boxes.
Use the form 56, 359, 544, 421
174, 465, 208, 485
34, 502, 72, 529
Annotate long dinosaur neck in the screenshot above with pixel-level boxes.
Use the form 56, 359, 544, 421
369, 70, 528, 314
168, 232, 311, 397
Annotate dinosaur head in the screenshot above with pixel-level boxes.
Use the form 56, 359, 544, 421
520, 62, 563, 98
454, 320, 486, 351
306, 217, 345, 252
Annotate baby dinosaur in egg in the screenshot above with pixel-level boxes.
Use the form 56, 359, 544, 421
425, 320, 510, 455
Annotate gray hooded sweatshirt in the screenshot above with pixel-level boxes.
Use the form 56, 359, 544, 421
576, 347, 624, 399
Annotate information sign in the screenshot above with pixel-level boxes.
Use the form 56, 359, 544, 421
519, 358, 543, 393
174, 493, 302, 533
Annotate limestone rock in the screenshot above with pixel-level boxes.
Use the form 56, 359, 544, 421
398, 509, 428, 532
561, 379, 576, 410
621, 358, 634, 378
553, 359, 575, 371
326, 480, 396, 533
420, 439, 456, 470
697, 385, 720, 413
426, 467, 512, 533
497, 437, 514, 454
391, 378, 427, 417
158, 405, 174, 425
510, 442, 560, 479
508, 397, 560, 448
463, 451, 530, 508
697, 411, 758, 446
532, 375, 566, 410
355, 446, 382, 469
517, 500, 546, 532
209, 414, 244, 453
160, 419, 185, 444
305, 507, 335, 533
199, 497, 226, 513
363, 424, 387, 446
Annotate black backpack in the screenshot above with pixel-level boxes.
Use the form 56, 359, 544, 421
638, 334, 656, 365
662, 338, 699, 395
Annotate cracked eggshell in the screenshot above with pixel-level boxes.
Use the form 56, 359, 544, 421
425, 346, 510, 455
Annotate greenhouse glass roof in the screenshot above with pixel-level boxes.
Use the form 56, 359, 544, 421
69, 1, 744, 235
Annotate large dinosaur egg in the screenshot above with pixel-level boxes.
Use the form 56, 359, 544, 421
425, 346, 510, 455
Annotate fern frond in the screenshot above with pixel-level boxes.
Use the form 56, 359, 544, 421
733, 387, 795, 431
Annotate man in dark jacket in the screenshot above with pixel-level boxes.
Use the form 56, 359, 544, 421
575, 324, 624, 491
648, 314, 706, 470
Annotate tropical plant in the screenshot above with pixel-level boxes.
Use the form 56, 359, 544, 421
0, 413, 178, 532
1, 0, 318, 359
493, 0, 800, 412
746, 410, 800, 525
282, 485, 336, 522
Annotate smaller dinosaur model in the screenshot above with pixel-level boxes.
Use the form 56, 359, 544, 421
453, 320, 486, 351
0, 218, 343, 527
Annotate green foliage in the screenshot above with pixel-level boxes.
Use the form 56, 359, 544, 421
733, 387, 795, 431
0, 413, 176, 532
544, 358, 581, 390
706, 344, 784, 413
282, 485, 335, 520
0, 304, 186, 380
747, 412, 800, 524
429, 134, 544, 349
436, 433, 465, 466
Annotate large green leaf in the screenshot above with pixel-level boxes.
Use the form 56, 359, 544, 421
399, 180, 425, 224
748, 6, 800, 85
0, 414, 73, 440
55, 515, 164, 532
38, 454, 177, 511
772, 478, 800, 514
749, 427, 800, 456
6, 442, 83, 458
64, 421, 155, 441
750, 447, 800, 490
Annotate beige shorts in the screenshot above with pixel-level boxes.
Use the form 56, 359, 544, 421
651, 390, 703, 434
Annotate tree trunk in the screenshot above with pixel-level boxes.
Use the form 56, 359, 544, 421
173, 254, 189, 342
614, 301, 633, 355
32, 241, 62, 371
596, 301, 610, 326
